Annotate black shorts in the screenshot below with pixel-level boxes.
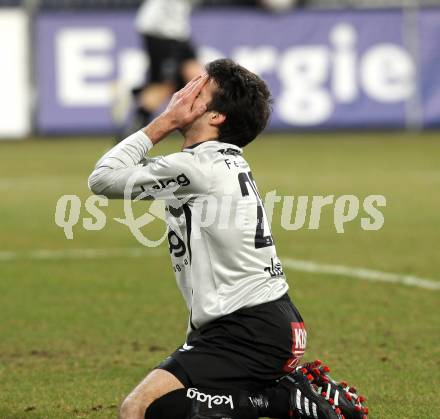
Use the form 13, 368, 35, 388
157, 294, 307, 391
143, 34, 197, 86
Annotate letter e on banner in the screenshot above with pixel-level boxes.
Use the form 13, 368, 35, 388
56, 28, 114, 106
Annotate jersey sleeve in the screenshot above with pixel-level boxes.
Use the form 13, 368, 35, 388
88, 130, 208, 200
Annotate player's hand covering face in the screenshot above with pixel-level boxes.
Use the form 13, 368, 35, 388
163, 73, 210, 130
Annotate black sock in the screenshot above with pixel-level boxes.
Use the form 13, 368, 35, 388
145, 386, 292, 419
145, 387, 259, 419
145, 389, 190, 419
250, 386, 291, 419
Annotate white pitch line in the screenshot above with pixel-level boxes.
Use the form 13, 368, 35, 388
283, 258, 440, 291
0, 247, 438, 291
0, 247, 160, 261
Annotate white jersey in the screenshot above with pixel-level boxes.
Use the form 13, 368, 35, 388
135, 0, 197, 40
89, 131, 289, 333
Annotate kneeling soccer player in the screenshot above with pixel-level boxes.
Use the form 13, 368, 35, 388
89, 59, 340, 419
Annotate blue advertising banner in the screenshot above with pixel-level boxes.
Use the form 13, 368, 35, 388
36, 13, 141, 133
419, 11, 440, 128
35, 9, 439, 133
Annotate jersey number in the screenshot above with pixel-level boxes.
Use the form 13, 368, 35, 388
238, 171, 274, 249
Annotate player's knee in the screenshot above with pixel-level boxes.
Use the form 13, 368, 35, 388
119, 394, 154, 419
119, 396, 136, 419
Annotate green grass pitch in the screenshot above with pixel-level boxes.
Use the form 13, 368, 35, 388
0, 132, 439, 418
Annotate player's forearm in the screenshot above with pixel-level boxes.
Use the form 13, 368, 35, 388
88, 112, 176, 193
88, 130, 153, 196
94, 130, 153, 170
143, 113, 178, 145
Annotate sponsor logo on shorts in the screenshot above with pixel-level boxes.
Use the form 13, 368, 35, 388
186, 388, 234, 409
283, 322, 307, 372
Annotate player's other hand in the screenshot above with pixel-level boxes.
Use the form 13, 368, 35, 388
164, 73, 209, 130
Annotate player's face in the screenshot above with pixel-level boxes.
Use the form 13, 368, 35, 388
193, 77, 217, 110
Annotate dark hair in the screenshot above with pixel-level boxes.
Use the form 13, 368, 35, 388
206, 59, 272, 148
